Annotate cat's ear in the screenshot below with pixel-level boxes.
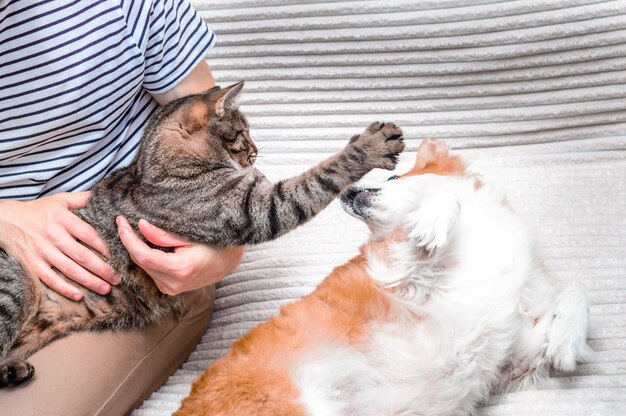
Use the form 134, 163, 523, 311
213, 81, 245, 117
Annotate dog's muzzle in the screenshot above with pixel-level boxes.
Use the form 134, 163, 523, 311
340, 186, 380, 219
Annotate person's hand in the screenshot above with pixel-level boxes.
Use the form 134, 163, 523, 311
0, 192, 119, 301
116, 216, 244, 295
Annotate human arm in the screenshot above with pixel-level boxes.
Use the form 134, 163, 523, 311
151, 60, 215, 105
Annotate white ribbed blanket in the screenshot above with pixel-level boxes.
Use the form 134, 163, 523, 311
135, 1, 626, 414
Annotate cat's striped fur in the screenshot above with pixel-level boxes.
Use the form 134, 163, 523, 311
0, 82, 405, 386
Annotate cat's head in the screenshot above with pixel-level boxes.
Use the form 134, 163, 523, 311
136, 81, 257, 180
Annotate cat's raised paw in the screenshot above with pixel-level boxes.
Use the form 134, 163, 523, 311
365, 121, 385, 134
0, 358, 34, 387
365, 121, 403, 141
351, 122, 405, 170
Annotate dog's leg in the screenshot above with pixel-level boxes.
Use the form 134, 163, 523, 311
408, 193, 460, 255
546, 286, 594, 371
505, 274, 593, 390
503, 270, 554, 390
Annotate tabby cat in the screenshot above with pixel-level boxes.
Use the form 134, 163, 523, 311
0, 81, 405, 386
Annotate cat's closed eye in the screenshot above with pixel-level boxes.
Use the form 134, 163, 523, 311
226, 130, 244, 143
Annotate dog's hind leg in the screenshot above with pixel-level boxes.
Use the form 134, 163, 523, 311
546, 286, 594, 371
505, 272, 593, 391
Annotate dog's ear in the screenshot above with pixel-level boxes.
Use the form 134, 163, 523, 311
402, 139, 467, 178
414, 139, 442, 170
408, 194, 460, 255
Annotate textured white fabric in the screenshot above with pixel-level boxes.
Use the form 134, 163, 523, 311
135, 0, 626, 414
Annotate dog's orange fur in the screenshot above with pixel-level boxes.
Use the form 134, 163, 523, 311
403, 139, 467, 177
175, 139, 464, 415
175, 253, 394, 416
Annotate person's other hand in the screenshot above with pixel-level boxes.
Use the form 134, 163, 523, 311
116, 216, 244, 295
0, 192, 119, 300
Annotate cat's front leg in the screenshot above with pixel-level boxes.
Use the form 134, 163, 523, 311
232, 122, 405, 245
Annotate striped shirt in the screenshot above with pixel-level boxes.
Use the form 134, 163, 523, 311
0, 0, 215, 200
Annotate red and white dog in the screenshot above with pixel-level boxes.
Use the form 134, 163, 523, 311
176, 139, 592, 416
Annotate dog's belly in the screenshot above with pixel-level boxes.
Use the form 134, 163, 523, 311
290, 323, 463, 416
291, 308, 513, 416
292, 344, 387, 416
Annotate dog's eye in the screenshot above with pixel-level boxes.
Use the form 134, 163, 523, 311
387, 175, 399, 181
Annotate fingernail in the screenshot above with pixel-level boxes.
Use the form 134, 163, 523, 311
73, 292, 83, 301
111, 275, 121, 285
99, 284, 110, 294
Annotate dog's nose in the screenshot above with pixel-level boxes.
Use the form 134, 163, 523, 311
341, 186, 361, 204
352, 188, 380, 217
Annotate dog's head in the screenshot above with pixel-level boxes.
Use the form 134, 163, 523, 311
340, 139, 477, 290
341, 138, 473, 243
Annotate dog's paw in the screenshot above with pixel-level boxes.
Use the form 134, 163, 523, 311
409, 194, 459, 254
0, 358, 34, 387
546, 286, 594, 372
349, 122, 405, 170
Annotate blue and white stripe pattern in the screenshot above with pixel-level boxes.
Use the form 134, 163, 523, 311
0, 0, 215, 200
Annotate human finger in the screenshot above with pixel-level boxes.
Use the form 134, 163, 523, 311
45, 244, 111, 296
57, 191, 92, 210
34, 260, 84, 301
59, 209, 111, 258
137, 219, 190, 247
116, 216, 170, 271
152, 277, 179, 296
55, 232, 119, 286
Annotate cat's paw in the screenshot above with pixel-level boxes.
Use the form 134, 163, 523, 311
350, 122, 405, 170
0, 358, 34, 387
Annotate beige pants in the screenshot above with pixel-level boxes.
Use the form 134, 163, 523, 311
0, 286, 215, 416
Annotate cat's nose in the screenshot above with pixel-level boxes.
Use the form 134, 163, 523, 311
249, 152, 257, 165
